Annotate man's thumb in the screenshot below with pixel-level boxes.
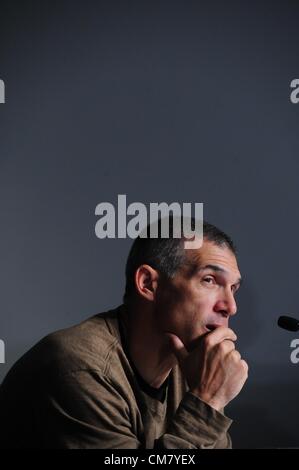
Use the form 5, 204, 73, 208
166, 333, 189, 364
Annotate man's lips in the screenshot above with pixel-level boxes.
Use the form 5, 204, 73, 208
204, 323, 224, 332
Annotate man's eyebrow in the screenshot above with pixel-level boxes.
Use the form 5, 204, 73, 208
198, 264, 243, 285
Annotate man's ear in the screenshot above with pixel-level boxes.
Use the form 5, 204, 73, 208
134, 264, 159, 301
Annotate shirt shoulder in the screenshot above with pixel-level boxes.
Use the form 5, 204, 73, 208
41, 306, 125, 376
4, 306, 127, 387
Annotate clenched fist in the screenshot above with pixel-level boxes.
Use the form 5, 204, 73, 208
167, 327, 248, 411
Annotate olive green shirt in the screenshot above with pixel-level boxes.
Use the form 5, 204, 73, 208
0, 306, 232, 449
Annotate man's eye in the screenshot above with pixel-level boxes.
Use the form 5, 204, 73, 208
203, 277, 214, 284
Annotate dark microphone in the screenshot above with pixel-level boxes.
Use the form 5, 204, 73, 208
277, 316, 299, 332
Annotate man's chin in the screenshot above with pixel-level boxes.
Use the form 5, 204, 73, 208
185, 331, 207, 352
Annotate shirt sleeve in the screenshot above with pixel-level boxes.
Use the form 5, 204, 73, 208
39, 369, 141, 449
39, 370, 232, 449
155, 391, 232, 449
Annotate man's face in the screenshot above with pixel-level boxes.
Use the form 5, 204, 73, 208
154, 240, 242, 351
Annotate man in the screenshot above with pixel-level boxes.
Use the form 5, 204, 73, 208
0, 219, 248, 448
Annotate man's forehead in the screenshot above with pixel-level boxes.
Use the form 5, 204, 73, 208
185, 241, 241, 278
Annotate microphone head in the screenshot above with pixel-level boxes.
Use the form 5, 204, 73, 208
277, 315, 299, 332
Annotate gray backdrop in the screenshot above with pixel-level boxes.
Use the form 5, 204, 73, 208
1, 0, 299, 448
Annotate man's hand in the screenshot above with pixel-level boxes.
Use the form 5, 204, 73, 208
167, 327, 248, 412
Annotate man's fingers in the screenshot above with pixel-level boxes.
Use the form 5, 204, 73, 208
166, 333, 189, 364
204, 326, 237, 347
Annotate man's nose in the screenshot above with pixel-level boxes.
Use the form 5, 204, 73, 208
215, 288, 237, 317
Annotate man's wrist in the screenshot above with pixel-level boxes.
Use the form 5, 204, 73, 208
190, 389, 222, 412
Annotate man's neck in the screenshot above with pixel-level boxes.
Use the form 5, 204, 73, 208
121, 304, 176, 389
